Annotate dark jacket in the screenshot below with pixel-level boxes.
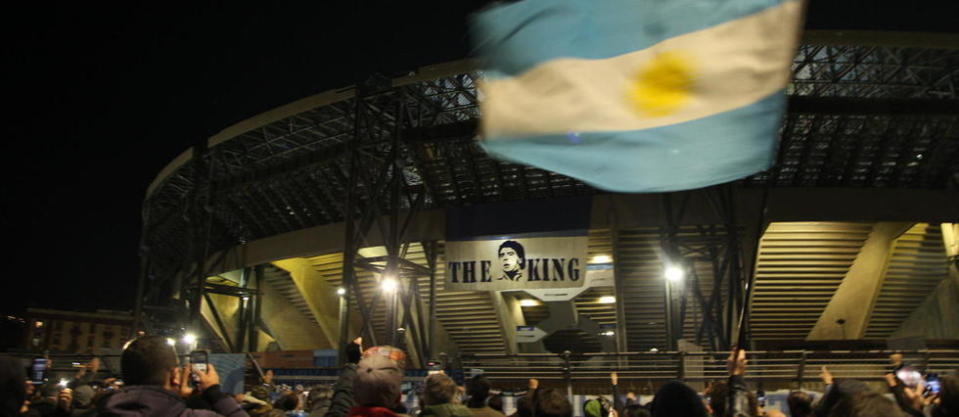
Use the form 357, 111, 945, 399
97, 385, 249, 417
727, 376, 751, 417
324, 364, 358, 417
420, 404, 472, 417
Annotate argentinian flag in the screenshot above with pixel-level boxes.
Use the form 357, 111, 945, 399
473, 0, 804, 192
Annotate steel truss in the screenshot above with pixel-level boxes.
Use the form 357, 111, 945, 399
136, 40, 959, 352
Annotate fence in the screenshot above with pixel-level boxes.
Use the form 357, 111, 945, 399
458, 349, 959, 391
12, 349, 958, 390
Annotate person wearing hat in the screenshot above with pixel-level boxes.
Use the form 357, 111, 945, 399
324, 337, 408, 417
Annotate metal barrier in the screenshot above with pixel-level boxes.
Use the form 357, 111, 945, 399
458, 350, 959, 387
12, 349, 958, 391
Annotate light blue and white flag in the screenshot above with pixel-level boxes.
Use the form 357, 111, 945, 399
472, 0, 804, 192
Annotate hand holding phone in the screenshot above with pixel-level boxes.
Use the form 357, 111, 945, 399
190, 350, 209, 375
895, 366, 923, 387
30, 358, 48, 385
193, 363, 220, 391
924, 373, 941, 396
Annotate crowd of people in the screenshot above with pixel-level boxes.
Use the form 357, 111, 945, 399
1, 337, 955, 417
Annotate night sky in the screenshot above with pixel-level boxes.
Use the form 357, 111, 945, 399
2, 1, 957, 336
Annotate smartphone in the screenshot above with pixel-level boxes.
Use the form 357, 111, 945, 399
896, 366, 923, 387
31, 358, 48, 385
190, 350, 209, 375
925, 373, 941, 395
757, 389, 766, 408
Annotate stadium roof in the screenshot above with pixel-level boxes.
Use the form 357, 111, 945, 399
143, 31, 959, 354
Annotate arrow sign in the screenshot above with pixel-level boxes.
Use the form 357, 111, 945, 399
515, 325, 548, 343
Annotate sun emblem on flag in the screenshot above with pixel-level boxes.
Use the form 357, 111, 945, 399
629, 50, 695, 117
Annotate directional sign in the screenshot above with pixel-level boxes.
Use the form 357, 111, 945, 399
516, 325, 548, 343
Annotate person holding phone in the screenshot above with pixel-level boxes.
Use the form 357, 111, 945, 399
97, 335, 250, 417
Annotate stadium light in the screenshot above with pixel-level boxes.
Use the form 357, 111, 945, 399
519, 299, 540, 307
182, 333, 197, 345
590, 254, 612, 264
166, 338, 176, 346
664, 265, 684, 282
598, 296, 616, 304
336, 287, 346, 296
381, 277, 398, 292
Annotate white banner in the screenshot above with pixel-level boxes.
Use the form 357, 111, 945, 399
445, 231, 588, 291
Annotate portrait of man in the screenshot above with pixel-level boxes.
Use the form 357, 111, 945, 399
497, 240, 526, 281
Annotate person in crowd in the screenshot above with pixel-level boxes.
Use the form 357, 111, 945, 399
531, 388, 572, 417
244, 386, 276, 417
609, 372, 624, 417
25, 383, 72, 417
273, 392, 300, 416
307, 385, 333, 417
827, 391, 905, 417
323, 338, 410, 417
0, 355, 27, 417
486, 395, 503, 415
622, 405, 649, 417
420, 373, 472, 417
69, 384, 97, 417
648, 381, 707, 417
96, 335, 249, 417
342, 348, 407, 417
725, 349, 752, 417
813, 378, 870, 417
508, 394, 531, 417
786, 391, 813, 417
508, 379, 538, 417
584, 397, 608, 417
71, 358, 100, 389
706, 381, 728, 417
465, 375, 504, 417
745, 392, 758, 417
744, 392, 785, 417
931, 374, 957, 417
323, 338, 364, 417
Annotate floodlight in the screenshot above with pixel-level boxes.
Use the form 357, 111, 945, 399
664, 265, 684, 282
381, 277, 398, 292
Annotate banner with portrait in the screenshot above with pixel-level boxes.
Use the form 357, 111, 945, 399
445, 230, 589, 291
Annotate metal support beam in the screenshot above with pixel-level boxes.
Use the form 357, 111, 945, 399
808, 222, 913, 340
202, 293, 235, 352
611, 228, 629, 354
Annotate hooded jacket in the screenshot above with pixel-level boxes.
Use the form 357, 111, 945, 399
98, 385, 249, 417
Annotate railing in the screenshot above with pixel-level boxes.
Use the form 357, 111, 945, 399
12, 349, 958, 390
458, 350, 959, 386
